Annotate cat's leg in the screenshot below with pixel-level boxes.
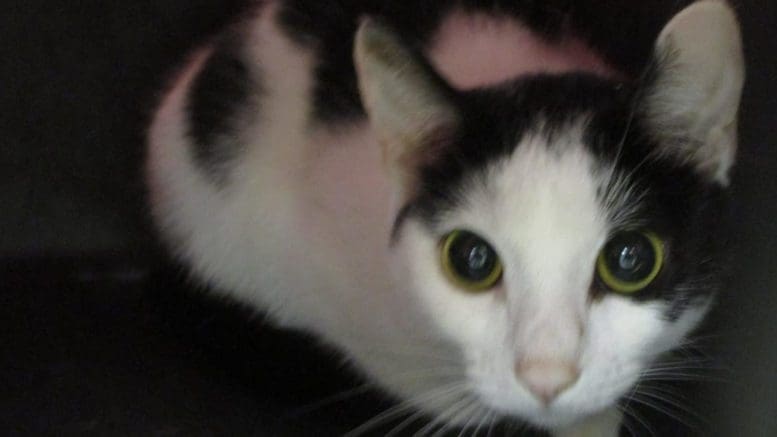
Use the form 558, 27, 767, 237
552, 408, 621, 437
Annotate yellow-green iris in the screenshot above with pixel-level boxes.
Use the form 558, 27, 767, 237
597, 231, 664, 294
441, 230, 503, 292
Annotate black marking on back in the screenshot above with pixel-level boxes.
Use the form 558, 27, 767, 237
186, 30, 256, 184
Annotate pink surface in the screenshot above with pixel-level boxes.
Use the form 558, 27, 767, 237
428, 10, 620, 90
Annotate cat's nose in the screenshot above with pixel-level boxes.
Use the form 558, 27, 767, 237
515, 361, 580, 405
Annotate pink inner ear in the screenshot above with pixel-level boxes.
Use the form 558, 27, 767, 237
428, 10, 622, 90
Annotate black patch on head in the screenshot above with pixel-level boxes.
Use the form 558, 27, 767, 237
392, 71, 728, 321
405, 73, 633, 227
186, 30, 257, 185
277, 0, 693, 123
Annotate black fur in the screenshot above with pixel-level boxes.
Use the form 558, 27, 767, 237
585, 83, 729, 320
186, 0, 693, 173
186, 30, 255, 184
277, 0, 693, 122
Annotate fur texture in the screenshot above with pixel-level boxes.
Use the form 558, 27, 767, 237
147, 0, 744, 434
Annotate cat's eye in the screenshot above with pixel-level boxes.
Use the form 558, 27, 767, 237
441, 230, 503, 292
596, 231, 664, 294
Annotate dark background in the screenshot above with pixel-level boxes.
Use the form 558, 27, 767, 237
1, 0, 775, 435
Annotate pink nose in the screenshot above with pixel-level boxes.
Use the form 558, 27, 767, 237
516, 361, 580, 405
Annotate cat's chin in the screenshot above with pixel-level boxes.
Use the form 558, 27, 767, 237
460, 383, 625, 431
413, 388, 612, 433
494, 407, 596, 432
517, 408, 603, 431
428, 402, 607, 434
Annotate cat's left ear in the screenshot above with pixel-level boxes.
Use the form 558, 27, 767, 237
354, 19, 460, 197
644, 0, 745, 185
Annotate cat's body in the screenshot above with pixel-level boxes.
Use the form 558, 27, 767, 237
147, 0, 744, 434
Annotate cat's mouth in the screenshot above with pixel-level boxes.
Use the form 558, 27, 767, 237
462, 368, 634, 431
441, 397, 589, 432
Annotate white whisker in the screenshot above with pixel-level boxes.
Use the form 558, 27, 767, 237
286, 383, 374, 417
628, 389, 698, 432
454, 403, 485, 437
485, 411, 498, 437
385, 406, 430, 437
618, 402, 654, 437
637, 384, 707, 426
413, 395, 473, 437
344, 382, 469, 437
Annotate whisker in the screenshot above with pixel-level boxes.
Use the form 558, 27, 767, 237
608, 84, 639, 177
384, 406, 429, 437
453, 405, 477, 437
642, 364, 719, 375
287, 364, 465, 419
433, 395, 482, 437
677, 333, 724, 347
636, 384, 707, 425
639, 352, 730, 384
387, 393, 473, 437
627, 392, 695, 431
643, 362, 715, 372
344, 382, 469, 437
456, 401, 492, 437
651, 351, 718, 364
486, 410, 498, 437
618, 403, 655, 437
413, 395, 473, 437
616, 405, 638, 437
285, 383, 374, 418
639, 372, 728, 384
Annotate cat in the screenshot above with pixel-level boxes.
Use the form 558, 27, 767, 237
146, 0, 744, 435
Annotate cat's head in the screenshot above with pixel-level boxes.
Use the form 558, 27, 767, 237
355, 0, 743, 430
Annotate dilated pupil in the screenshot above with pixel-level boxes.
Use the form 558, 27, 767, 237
604, 232, 656, 282
449, 232, 497, 282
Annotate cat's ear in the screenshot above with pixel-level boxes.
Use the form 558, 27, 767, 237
644, 0, 745, 185
354, 19, 459, 196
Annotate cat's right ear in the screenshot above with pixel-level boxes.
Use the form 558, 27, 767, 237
354, 19, 460, 197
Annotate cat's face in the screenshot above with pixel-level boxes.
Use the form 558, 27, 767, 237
355, 0, 743, 430
394, 114, 717, 427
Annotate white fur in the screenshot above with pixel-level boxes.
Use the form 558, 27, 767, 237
147, 1, 736, 434
646, 0, 745, 185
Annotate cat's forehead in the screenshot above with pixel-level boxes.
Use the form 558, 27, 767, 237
487, 123, 604, 225
439, 120, 615, 257
407, 76, 629, 224
408, 73, 714, 248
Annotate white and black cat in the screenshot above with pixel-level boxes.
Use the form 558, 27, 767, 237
146, 0, 744, 435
